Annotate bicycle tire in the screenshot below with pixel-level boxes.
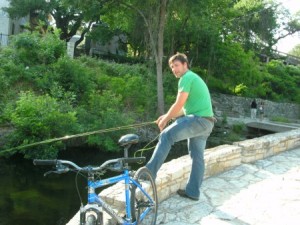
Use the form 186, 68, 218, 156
130, 167, 158, 225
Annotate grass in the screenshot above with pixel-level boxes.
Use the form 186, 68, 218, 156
270, 116, 290, 123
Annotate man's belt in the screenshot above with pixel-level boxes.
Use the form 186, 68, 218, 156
202, 117, 216, 123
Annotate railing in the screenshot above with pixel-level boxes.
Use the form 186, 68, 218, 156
0, 33, 9, 47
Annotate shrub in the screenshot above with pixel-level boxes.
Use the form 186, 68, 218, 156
270, 116, 290, 123
52, 57, 96, 100
78, 90, 134, 151
3, 91, 79, 159
232, 123, 245, 134
11, 31, 65, 65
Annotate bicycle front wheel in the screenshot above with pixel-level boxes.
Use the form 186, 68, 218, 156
130, 167, 158, 225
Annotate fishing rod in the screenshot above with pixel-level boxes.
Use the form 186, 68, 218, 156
0, 121, 156, 156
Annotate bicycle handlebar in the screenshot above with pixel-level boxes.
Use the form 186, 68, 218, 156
33, 159, 58, 166
33, 157, 146, 173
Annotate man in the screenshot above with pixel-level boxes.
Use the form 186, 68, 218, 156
251, 99, 257, 119
146, 52, 214, 201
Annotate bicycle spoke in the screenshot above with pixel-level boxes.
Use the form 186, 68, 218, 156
130, 167, 158, 225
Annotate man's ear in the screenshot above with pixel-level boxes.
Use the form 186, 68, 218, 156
184, 62, 188, 69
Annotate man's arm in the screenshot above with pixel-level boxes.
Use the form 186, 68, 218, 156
157, 91, 188, 131
173, 108, 184, 118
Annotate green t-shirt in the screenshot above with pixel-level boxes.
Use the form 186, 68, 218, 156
178, 70, 213, 117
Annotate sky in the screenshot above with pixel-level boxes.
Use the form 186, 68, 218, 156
275, 0, 300, 53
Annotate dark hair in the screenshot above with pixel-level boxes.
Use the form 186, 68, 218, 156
169, 52, 189, 68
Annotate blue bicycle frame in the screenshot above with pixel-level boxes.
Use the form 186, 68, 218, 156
83, 169, 154, 225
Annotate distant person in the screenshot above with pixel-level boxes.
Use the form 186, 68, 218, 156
259, 102, 264, 121
250, 99, 257, 119
146, 52, 214, 201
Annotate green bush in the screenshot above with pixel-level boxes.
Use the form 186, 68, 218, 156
270, 116, 290, 123
79, 90, 134, 151
264, 60, 300, 102
52, 57, 96, 101
226, 132, 242, 142
78, 56, 157, 116
3, 91, 79, 159
232, 123, 245, 134
11, 31, 65, 65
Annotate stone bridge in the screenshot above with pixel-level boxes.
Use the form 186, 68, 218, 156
67, 128, 300, 225
246, 121, 300, 132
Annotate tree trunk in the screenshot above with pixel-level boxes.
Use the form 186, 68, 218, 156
155, 0, 168, 115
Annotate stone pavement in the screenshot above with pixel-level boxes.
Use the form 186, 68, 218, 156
156, 147, 300, 225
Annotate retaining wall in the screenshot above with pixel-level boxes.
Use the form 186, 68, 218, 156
67, 128, 300, 224
212, 93, 300, 120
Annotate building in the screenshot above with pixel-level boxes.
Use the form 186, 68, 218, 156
0, 0, 27, 46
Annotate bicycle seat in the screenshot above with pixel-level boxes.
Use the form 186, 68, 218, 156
118, 134, 139, 147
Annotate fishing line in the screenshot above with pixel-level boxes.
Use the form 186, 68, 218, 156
0, 121, 156, 155
134, 133, 159, 158
133, 119, 176, 159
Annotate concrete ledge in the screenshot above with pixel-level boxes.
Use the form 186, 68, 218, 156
204, 144, 242, 177
234, 128, 300, 163
67, 128, 300, 224
100, 129, 300, 205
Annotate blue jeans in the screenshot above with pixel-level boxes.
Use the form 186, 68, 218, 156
146, 115, 214, 199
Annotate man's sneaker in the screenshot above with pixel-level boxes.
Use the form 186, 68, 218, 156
177, 189, 199, 201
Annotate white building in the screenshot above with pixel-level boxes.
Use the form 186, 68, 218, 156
0, 0, 27, 46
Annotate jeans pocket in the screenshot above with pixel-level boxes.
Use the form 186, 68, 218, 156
196, 116, 213, 133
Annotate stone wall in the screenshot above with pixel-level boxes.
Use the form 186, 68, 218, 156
67, 129, 300, 224
149, 128, 300, 203
103, 128, 300, 210
212, 93, 300, 120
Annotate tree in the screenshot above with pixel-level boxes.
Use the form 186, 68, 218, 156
3, 0, 103, 44
98, 0, 169, 114
289, 44, 300, 58
120, 0, 168, 114
274, 10, 300, 47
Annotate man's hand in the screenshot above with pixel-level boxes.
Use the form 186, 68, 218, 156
155, 115, 169, 131
155, 91, 188, 132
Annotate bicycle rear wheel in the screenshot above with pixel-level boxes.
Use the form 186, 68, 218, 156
130, 167, 158, 225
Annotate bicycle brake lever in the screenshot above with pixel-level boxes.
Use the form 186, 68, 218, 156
44, 167, 70, 176
44, 171, 54, 176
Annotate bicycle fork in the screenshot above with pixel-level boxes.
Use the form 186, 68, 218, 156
80, 174, 103, 225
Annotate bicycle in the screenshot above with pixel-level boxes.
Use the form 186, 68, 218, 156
33, 134, 158, 225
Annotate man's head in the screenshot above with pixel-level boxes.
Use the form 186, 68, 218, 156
169, 53, 189, 78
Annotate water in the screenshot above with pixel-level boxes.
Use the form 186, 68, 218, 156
0, 147, 126, 225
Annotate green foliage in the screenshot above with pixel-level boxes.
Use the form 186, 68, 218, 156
77, 56, 157, 116
212, 41, 263, 94
87, 24, 115, 44
1, 23, 300, 159
5, 0, 104, 42
79, 90, 133, 151
233, 83, 248, 96
52, 57, 96, 100
232, 123, 246, 134
222, 114, 228, 126
270, 116, 290, 123
11, 31, 65, 65
263, 60, 300, 103
4, 91, 78, 159
163, 70, 177, 107
289, 44, 300, 57
226, 132, 242, 142
0, 32, 158, 159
